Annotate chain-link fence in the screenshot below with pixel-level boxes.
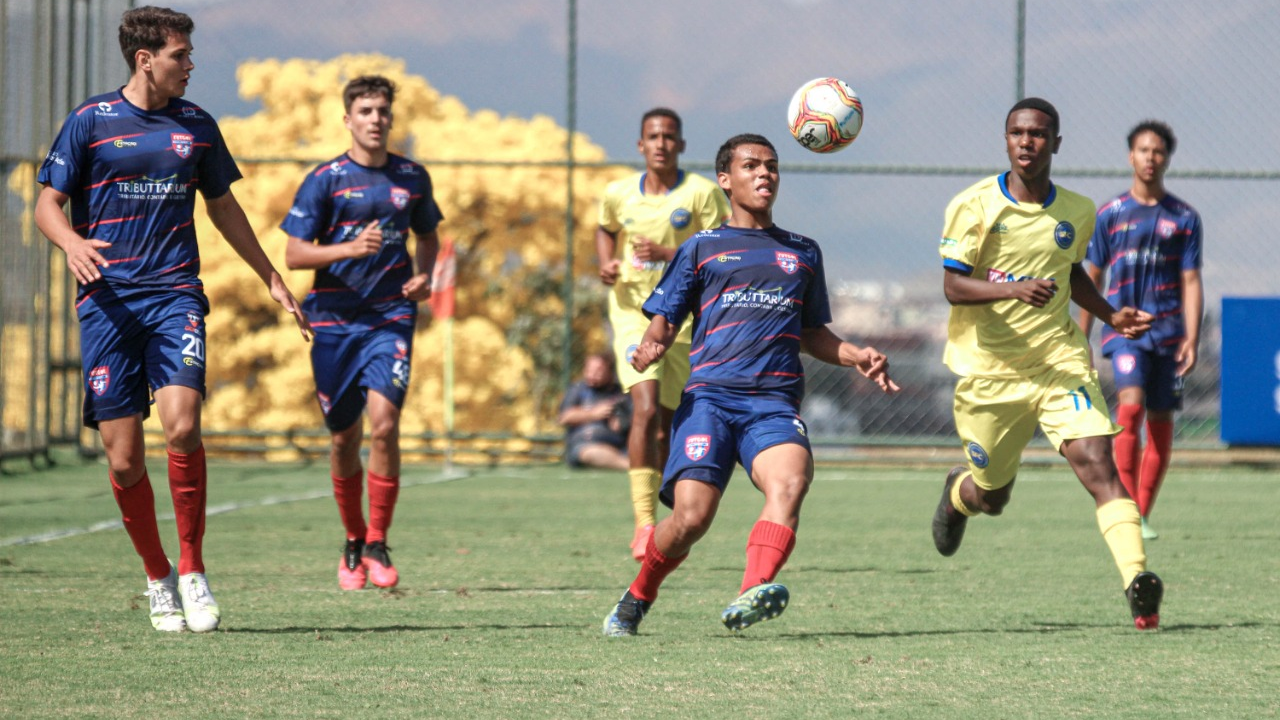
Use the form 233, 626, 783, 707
4, 0, 1278, 464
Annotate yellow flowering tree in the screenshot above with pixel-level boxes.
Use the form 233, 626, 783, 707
190, 54, 622, 438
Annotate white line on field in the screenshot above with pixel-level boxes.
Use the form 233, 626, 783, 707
0, 467, 472, 548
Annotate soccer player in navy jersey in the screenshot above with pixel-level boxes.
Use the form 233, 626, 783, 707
282, 75, 442, 591
601, 133, 900, 636
35, 6, 311, 633
1080, 120, 1203, 541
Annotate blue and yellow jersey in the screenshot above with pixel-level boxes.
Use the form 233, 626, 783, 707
939, 173, 1097, 379
598, 169, 729, 311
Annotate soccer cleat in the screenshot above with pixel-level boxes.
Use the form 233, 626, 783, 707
339, 538, 368, 590
362, 540, 399, 588
178, 572, 221, 633
602, 590, 651, 637
932, 465, 969, 557
630, 524, 654, 562
1141, 517, 1159, 541
146, 565, 187, 632
1126, 571, 1163, 630
721, 583, 789, 632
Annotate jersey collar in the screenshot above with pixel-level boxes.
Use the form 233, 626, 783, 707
638, 169, 685, 196
998, 171, 1057, 208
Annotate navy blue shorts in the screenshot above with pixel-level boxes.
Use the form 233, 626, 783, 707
659, 390, 811, 508
1109, 349, 1183, 412
79, 293, 207, 429
311, 325, 413, 432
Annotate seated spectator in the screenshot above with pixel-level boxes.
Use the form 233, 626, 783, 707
559, 353, 630, 470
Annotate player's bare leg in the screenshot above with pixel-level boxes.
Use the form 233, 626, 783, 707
722, 443, 810, 631
1063, 435, 1160, 629
154, 385, 219, 631
362, 390, 401, 588
625, 379, 663, 560
330, 419, 367, 589
100, 414, 184, 631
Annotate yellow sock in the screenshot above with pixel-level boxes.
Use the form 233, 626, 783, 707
1096, 498, 1146, 588
628, 468, 662, 528
950, 471, 980, 517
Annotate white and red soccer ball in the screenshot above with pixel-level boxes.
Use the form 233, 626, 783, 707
786, 77, 863, 154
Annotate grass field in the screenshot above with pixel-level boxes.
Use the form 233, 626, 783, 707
2, 456, 1278, 719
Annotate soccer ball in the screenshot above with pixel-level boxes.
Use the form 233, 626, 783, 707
786, 77, 863, 153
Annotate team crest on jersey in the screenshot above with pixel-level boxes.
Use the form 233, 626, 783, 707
685, 434, 711, 461
89, 366, 111, 396
966, 441, 989, 469
1116, 354, 1137, 375
1053, 221, 1075, 249
390, 187, 410, 210
669, 208, 692, 230
775, 252, 799, 274
170, 133, 193, 158
1157, 218, 1177, 239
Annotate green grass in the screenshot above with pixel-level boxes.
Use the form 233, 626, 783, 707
2, 458, 1278, 718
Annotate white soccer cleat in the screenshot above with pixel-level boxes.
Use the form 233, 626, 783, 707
146, 566, 187, 633
178, 572, 221, 633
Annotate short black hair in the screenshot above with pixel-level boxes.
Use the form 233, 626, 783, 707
1127, 120, 1176, 154
119, 6, 193, 72
343, 75, 396, 113
1006, 97, 1060, 137
640, 107, 682, 137
715, 133, 776, 174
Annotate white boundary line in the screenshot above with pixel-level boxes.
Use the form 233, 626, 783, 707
0, 467, 472, 548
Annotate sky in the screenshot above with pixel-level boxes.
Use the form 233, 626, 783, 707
140, 0, 1280, 305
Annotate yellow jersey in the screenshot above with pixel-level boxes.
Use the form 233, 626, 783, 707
598, 169, 729, 310
939, 173, 1097, 379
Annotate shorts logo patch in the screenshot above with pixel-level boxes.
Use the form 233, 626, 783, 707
394, 339, 409, 359
1053, 221, 1075, 250
317, 392, 333, 415
625, 344, 639, 364
966, 441, 989, 469
775, 251, 799, 274
685, 434, 711, 461
1116, 354, 1137, 375
89, 365, 110, 396
792, 418, 807, 437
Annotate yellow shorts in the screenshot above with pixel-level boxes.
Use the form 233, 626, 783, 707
608, 288, 690, 411
952, 364, 1119, 490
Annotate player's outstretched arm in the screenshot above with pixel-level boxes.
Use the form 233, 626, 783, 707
943, 268, 1056, 308
630, 315, 677, 372
35, 186, 111, 285
206, 191, 313, 341
1068, 263, 1151, 340
284, 219, 382, 271
800, 326, 901, 394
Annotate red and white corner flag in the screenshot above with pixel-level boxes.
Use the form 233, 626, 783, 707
429, 238, 456, 319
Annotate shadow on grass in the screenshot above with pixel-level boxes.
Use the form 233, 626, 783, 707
228, 623, 582, 634
767, 620, 1269, 640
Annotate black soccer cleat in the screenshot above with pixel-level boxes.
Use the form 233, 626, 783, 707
602, 590, 652, 637
1126, 571, 1163, 630
932, 465, 970, 557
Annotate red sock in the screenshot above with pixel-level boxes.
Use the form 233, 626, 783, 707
1138, 417, 1174, 517
741, 520, 797, 593
365, 471, 399, 544
1113, 403, 1144, 503
110, 472, 171, 581
628, 532, 688, 602
332, 471, 367, 540
168, 445, 207, 576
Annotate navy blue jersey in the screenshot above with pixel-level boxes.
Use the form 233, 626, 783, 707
37, 89, 242, 311
642, 225, 832, 402
1085, 191, 1203, 356
281, 153, 443, 335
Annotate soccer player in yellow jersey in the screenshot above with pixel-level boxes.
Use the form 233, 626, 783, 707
933, 97, 1165, 630
596, 108, 730, 561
